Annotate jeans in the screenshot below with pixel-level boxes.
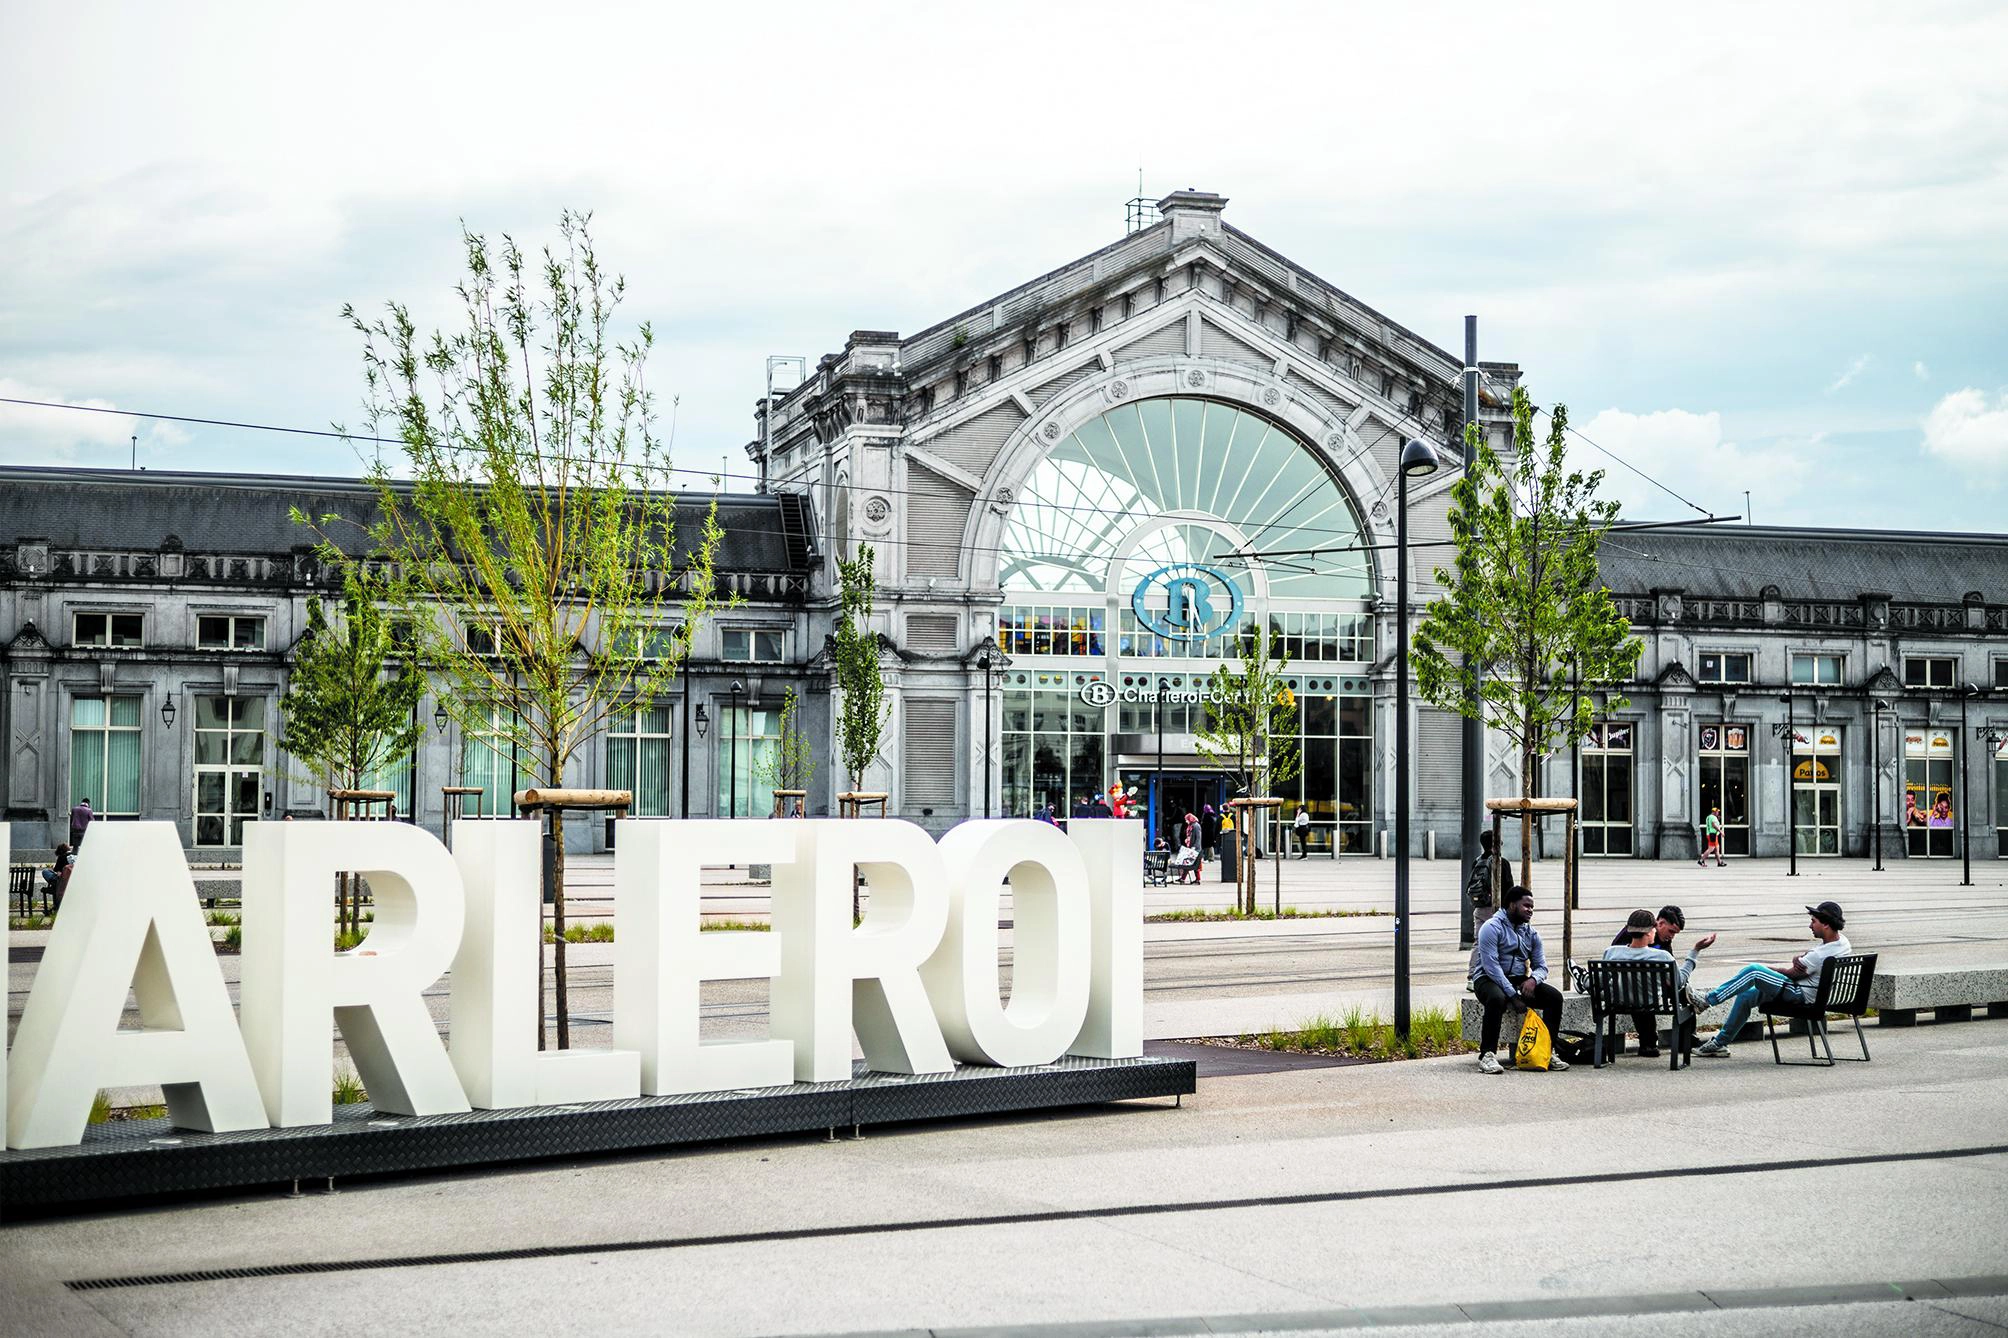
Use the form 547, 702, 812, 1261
1701, 965, 1803, 1042
1474, 975, 1564, 1054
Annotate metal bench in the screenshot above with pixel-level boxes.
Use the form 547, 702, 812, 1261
1142, 850, 1170, 888
1584, 958, 1691, 1070
1760, 952, 1877, 1066
10, 864, 55, 918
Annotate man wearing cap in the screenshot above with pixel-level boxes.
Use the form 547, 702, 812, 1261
1607, 905, 1714, 1057
1691, 901, 1851, 1058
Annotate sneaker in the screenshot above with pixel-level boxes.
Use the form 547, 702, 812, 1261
1634, 1045, 1662, 1059
1696, 1038, 1731, 1058
1547, 1055, 1570, 1072
1477, 1051, 1504, 1075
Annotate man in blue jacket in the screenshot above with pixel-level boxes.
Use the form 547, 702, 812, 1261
1470, 885, 1569, 1074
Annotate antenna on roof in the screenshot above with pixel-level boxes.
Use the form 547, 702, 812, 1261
130, 432, 137, 471
1744, 490, 1753, 525
1125, 163, 1158, 235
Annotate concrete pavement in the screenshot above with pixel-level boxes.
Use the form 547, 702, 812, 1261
4, 1011, 2005, 1335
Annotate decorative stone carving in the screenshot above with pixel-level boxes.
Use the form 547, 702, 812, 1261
1109, 379, 1130, 400
1261, 386, 1282, 407
1324, 432, 1345, 450
1041, 421, 1062, 441
864, 495, 891, 525
1185, 370, 1207, 388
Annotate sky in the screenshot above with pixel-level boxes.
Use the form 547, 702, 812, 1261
3, 1, 2005, 531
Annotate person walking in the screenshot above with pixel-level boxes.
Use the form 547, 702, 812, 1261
1697, 807, 1724, 867
1464, 830, 1499, 946
1691, 901, 1852, 1058
1292, 806, 1311, 859
1469, 886, 1570, 1074
69, 796, 94, 849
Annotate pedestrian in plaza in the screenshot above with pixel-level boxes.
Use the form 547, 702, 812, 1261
1697, 806, 1724, 866
1464, 829, 1499, 946
69, 796, 94, 848
1170, 837, 1201, 884
1034, 802, 1058, 826
1606, 905, 1715, 1056
41, 842, 74, 912
1087, 791, 1112, 819
1201, 803, 1218, 858
1691, 901, 1851, 1058
1469, 885, 1570, 1075
1072, 795, 1092, 821
1292, 805, 1311, 858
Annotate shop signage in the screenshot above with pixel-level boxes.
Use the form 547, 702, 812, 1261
1079, 678, 1226, 709
3, 819, 1143, 1149
1130, 562, 1242, 641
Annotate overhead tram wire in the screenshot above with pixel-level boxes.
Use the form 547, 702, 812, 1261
0, 396, 1402, 554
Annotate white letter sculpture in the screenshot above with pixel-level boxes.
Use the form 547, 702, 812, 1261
613, 821, 795, 1094
1065, 819, 1144, 1059
924, 820, 1091, 1067
450, 820, 640, 1107
7, 824, 268, 1149
240, 821, 471, 1125
771, 820, 953, 1082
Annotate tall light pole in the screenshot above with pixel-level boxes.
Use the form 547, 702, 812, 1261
1457, 316, 1484, 953
1156, 676, 1171, 846
1775, 691, 1798, 877
1871, 698, 1889, 872
727, 680, 745, 818
976, 646, 998, 818
1961, 684, 1979, 887
1394, 438, 1441, 1043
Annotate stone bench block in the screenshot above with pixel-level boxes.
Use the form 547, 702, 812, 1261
1867, 968, 2008, 1024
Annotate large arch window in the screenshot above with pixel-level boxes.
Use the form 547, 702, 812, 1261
998, 398, 1372, 600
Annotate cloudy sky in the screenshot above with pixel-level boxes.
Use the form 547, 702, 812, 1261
3, 1, 2004, 529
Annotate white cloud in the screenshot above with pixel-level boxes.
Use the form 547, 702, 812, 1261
0, 379, 188, 465
1826, 354, 1871, 393
1571, 407, 1808, 521
1914, 360, 1930, 380
1921, 388, 2008, 469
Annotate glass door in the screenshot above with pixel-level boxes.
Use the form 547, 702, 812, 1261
1791, 724, 1843, 856
1580, 722, 1635, 855
1905, 727, 1958, 857
194, 696, 266, 846
1697, 724, 1751, 856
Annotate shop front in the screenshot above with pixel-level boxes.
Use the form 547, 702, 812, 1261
1904, 726, 1960, 857
1791, 725, 1845, 856
1696, 722, 1752, 856
994, 397, 1378, 853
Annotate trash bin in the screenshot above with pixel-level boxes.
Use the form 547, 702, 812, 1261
1218, 829, 1238, 882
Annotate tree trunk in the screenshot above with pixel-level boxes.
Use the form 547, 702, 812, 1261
552, 808, 569, 1050
1519, 730, 1534, 894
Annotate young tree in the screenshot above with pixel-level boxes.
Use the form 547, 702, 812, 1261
834, 544, 889, 801
278, 580, 427, 936
301, 212, 725, 1049
1194, 629, 1301, 913
755, 685, 815, 811
1412, 385, 1642, 934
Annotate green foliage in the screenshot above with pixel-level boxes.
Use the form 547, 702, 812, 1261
206, 910, 240, 927
9, 915, 53, 931
699, 918, 771, 933
334, 929, 366, 951
88, 1090, 112, 1125
222, 924, 243, 952
278, 577, 425, 796
1194, 629, 1303, 801
1248, 1004, 1467, 1060
1144, 906, 1386, 923
1414, 386, 1640, 789
332, 1067, 368, 1105
755, 685, 815, 799
834, 544, 889, 793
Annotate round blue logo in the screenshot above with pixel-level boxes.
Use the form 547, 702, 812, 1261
1131, 563, 1243, 641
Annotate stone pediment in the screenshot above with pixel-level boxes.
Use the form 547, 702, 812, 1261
1655, 660, 1700, 693
1864, 665, 1903, 698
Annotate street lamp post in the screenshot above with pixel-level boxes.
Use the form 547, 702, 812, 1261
1961, 684, 1979, 887
977, 646, 997, 819
727, 680, 745, 819
1156, 676, 1171, 847
1774, 692, 1798, 877
1393, 438, 1440, 1043
1872, 698, 1889, 872
680, 683, 695, 819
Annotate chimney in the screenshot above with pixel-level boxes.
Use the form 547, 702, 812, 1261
1155, 189, 1227, 242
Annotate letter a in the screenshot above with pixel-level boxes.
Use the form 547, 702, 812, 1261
8, 823, 268, 1149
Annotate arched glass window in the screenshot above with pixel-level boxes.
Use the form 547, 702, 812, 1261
998, 398, 1372, 600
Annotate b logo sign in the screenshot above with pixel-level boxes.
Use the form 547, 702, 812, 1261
1131, 562, 1242, 642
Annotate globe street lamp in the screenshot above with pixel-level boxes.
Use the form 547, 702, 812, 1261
1772, 692, 1798, 876
1394, 437, 1440, 1042
1961, 684, 1980, 887
975, 645, 999, 819
1871, 698, 1889, 872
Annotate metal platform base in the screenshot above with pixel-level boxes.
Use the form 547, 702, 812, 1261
0, 1055, 1194, 1212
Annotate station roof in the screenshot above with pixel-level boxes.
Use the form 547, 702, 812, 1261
1599, 523, 2008, 604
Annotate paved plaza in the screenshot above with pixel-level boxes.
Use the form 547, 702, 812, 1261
6, 855, 2007, 1334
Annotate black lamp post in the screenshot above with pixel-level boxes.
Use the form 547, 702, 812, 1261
726, 680, 744, 818
1394, 437, 1440, 1043
1773, 692, 1798, 876
1871, 698, 1889, 872
433, 702, 449, 735
1156, 676, 1171, 846
976, 645, 998, 819
1961, 684, 1979, 887
160, 695, 177, 729
680, 688, 699, 819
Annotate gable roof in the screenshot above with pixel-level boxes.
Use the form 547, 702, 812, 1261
1599, 523, 2008, 605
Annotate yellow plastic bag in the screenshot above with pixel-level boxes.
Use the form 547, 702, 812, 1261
1514, 1007, 1552, 1071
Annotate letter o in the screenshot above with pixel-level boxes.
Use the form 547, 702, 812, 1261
923, 820, 1091, 1067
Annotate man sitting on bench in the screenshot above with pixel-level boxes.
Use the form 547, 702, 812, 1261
1606, 905, 1714, 1056
1471, 885, 1569, 1075
1692, 901, 1851, 1058
1603, 908, 1714, 1055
